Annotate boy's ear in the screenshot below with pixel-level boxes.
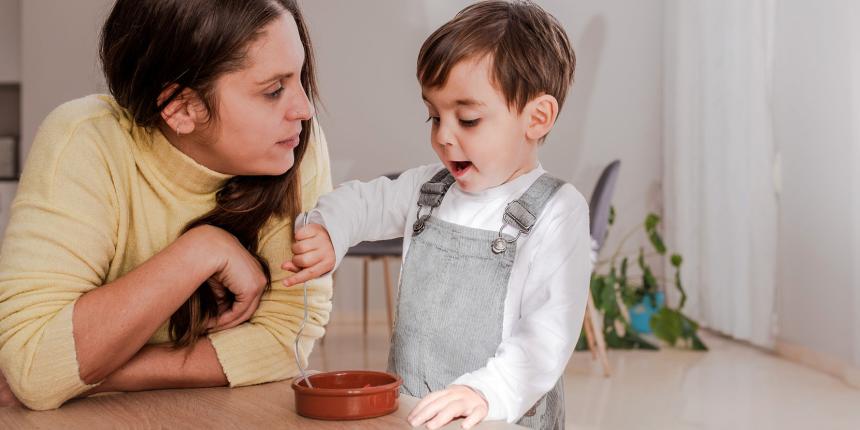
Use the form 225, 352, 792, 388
158, 84, 207, 135
524, 94, 559, 141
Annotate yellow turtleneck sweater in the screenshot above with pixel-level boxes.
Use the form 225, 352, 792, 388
0, 95, 333, 410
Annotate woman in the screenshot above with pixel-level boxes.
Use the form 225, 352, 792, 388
0, 0, 333, 410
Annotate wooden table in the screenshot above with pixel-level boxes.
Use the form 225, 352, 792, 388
0, 379, 526, 429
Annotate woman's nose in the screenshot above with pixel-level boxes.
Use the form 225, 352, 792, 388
286, 86, 314, 121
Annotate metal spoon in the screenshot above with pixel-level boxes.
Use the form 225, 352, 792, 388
294, 212, 314, 388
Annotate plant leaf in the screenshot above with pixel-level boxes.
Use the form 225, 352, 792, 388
645, 214, 667, 255
691, 332, 709, 351
650, 308, 682, 346
645, 213, 660, 230
673, 262, 687, 310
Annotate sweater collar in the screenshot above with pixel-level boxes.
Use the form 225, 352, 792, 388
146, 129, 233, 195
110, 95, 234, 195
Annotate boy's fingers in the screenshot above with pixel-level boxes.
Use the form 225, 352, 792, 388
282, 261, 301, 272
408, 391, 441, 423
424, 400, 463, 430
292, 250, 323, 269
461, 410, 484, 429
282, 267, 319, 287
426, 403, 463, 430
291, 240, 311, 255
409, 394, 455, 427
293, 234, 328, 254
294, 225, 319, 241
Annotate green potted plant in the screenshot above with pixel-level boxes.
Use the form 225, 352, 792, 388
579, 208, 707, 351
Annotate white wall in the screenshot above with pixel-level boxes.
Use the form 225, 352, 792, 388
0, 0, 21, 83
0, 0, 20, 240
0, 0, 111, 240
20, 0, 112, 164
300, 0, 665, 322
852, 0, 860, 374
772, 0, 860, 367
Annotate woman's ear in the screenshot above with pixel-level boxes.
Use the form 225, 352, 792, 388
158, 85, 206, 135
524, 94, 560, 141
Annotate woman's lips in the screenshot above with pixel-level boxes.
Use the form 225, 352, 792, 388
277, 135, 300, 149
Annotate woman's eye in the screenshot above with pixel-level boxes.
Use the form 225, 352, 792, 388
459, 118, 480, 127
425, 116, 440, 125
266, 84, 285, 99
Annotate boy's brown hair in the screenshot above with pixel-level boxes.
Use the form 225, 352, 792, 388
417, 0, 576, 113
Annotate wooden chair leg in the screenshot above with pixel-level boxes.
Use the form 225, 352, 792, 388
363, 258, 369, 335
587, 292, 612, 377
382, 257, 395, 335
583, 311, 598, 360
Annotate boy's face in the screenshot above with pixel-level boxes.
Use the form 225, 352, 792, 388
422, 55, 539, 193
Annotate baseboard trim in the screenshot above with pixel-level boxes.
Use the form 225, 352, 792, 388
775, 339, 860, 389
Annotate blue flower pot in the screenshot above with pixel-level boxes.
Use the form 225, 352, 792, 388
630, 292, 665, 334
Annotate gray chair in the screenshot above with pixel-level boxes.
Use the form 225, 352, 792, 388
339, 173, 403, 335
589, 160, 621, 251
582, 159, 621, 377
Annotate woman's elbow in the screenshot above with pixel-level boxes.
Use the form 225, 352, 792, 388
8, 374, 73, 410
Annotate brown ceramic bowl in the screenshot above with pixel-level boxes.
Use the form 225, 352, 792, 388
292, 370, 403, 420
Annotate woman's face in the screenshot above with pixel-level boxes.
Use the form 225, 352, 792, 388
190, 13, 313, 176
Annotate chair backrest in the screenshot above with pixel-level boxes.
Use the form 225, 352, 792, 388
589, 160, 621, 253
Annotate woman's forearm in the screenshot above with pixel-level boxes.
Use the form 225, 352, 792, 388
85, 338, 227, 395
73, 227, 218, 384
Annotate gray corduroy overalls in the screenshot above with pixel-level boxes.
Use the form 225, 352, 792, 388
388, 168, 566, 429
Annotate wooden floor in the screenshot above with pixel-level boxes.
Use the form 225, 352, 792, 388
310, 320, 860, 430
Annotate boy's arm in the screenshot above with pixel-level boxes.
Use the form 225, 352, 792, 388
306, 164, 441, 268
451, 188, 592, 422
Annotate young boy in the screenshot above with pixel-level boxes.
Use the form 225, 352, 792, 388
284, 2, 589, 429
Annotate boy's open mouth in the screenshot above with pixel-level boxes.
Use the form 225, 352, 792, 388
451, 160, 473, 177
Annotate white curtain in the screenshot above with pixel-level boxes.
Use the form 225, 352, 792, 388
663, 0, 778, 347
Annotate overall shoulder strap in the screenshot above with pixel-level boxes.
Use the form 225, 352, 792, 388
417, 168, 456, 209
503, 174, 566, 235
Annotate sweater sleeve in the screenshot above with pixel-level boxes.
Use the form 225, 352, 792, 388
207, 122, 334, 386
0, 108, 120, 410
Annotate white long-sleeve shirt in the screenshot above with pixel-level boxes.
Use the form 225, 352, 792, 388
309, 163, 591, 423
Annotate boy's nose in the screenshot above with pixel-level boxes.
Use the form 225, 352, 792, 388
434, 125, 456, 147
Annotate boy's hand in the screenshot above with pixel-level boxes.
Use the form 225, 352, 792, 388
282, 223, 336, 287
408, 385, 489, 429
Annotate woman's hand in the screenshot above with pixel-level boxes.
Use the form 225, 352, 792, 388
408, 385, 489, 430
188, 225, 268, 332
282, 223, 335, 287
0, 371, 22, 408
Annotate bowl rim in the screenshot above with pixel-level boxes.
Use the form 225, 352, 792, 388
291, 370, 403, 397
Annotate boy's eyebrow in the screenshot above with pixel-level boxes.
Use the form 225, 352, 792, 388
421, 94, 486, 107
455, 98, 486, 107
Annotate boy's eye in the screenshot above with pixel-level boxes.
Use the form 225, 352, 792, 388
266, 83, 285, 99
459, 118, 480, 127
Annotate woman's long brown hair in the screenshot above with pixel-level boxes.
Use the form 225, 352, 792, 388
100, 0, 319, 347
